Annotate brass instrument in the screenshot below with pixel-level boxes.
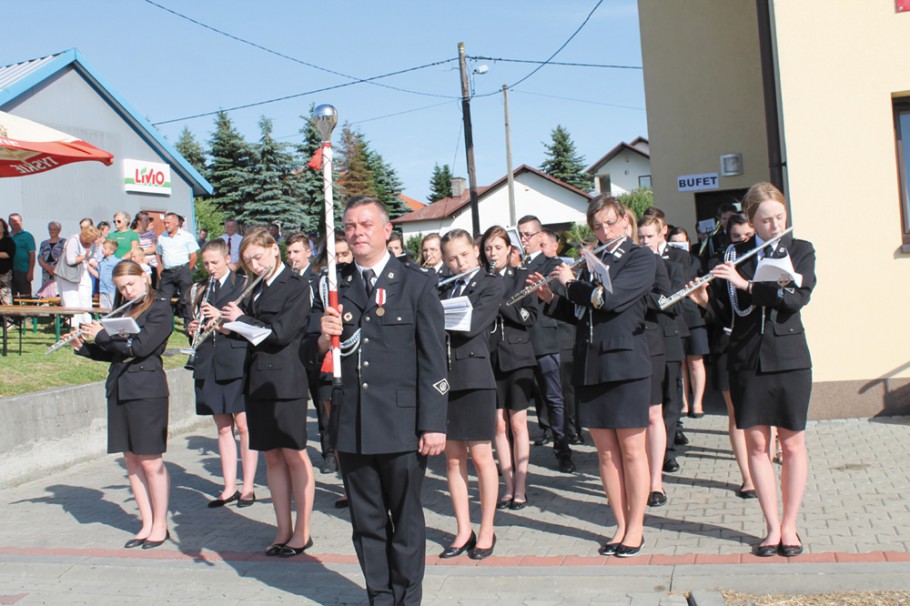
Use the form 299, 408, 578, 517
506, 235, 624, 306
45, 294, 145, 355
658, 227, 794, 311
184, 276, 215, 371
698, 219, 723, 256
183, 266, 273, 369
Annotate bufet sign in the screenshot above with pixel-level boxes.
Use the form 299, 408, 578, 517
123, 159, 171, 195
677, 172, 719, 192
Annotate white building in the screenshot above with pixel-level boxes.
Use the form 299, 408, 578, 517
392, 165, 592, 239
585, 137, 651, 196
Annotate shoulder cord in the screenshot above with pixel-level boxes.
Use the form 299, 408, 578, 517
725, 245, 765, 335
319, 275, 361, 357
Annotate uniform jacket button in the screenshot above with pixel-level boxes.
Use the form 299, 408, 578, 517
363, 360, 369, 367
362, 382, 368, 389
365, 316, 371, 322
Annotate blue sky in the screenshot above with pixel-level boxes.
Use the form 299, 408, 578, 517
3, 0, 648, 202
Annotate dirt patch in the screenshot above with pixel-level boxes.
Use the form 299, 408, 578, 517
723, 591, 910, 605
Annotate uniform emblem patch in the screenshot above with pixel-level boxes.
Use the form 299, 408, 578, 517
519, 308, 530, 322
433, 379, 450, 395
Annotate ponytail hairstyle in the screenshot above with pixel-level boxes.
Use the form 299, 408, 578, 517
238, 227, 279, 277
112, 260, 154, 318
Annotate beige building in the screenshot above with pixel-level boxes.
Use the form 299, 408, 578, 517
638, 0, 910, 418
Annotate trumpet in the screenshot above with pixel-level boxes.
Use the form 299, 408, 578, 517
506, 235, 624, 306
658, 227, 794, 311
184, 266, 272, 369
45, 294, 145, 355
184, 276, 215, 371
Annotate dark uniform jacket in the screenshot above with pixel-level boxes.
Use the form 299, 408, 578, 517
545, 238, 656, 386
704, 234, 815, 373
657, 256, 686, 362
303, 255, 449, 455
489, 266, 538, 373
76, 296, 172, 401
523, 252, 561, 356
190, 272, 249, 382
442, 270, 503, 391
664, 245, 703, 330
237, 266, 311, 401
643, 255, 670, 359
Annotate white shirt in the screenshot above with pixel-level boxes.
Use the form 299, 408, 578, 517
355, 251, 391, 289
220, 233, 243, 265
157, 229, 200, 269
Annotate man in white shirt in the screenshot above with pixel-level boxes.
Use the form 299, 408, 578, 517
220, 219, 243, 271
157, 212, 200, 329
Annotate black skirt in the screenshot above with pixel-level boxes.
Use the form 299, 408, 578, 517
446, 388, 496, 441
649, 354, 666, 405
195, 377, 245, 416
494, 366, 534, 411
684, 326, 711, 356
730, 368, 812, 431
108, 396, 169, 455
246, 397, 309, 451
577, 377, 650, 430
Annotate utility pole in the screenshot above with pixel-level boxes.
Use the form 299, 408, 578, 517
503, 84, 516, 226
458, 42, 481, 236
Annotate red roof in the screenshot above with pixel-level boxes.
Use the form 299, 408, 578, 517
397, 193, 426, 212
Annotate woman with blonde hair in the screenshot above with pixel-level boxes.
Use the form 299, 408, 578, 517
56, 225, 101, 326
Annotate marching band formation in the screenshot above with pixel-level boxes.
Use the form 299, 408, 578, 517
64, 182, 815, 605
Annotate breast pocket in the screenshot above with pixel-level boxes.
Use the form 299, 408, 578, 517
380, 308, 414, 349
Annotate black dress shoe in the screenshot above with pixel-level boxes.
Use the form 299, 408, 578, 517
468, 534, 496, 560
615, 537, 644, 558
496, 497, 513, 510
688, 411, 705, 419
509, 497, 528, 511
754, 542, 779, 557
141, 531, 170, 550
647, 491, 667, 507
674, 430, 689, 446
662, 458, 680, 473
320, 454, 337, 474
123, 537, 146, 549
568, 433, 585, 445
265, 542, 287, 556
533, 432, 552, 446
278, 537, 314, 558
737, 485, 758, 499
778, 535, 803, 557
598, 542, 620, 556
208, 490, 240, 508
237, 493, 256, 508
334, 496, 349, 509
440, 532, 476, 558
557, 456, 577, 473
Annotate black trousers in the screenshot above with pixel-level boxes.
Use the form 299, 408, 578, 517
338, 450, 427, 606
662, 360, 683, 456
11, 270, 31, 297
559, 346, 580, 438
534, 353, 570, 458
158, 265, 192, 326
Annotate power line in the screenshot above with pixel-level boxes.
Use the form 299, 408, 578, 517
141, 0, 459, 99
513, 90, 645, 111
469, 56, 642, 70
351, 100, 457, 126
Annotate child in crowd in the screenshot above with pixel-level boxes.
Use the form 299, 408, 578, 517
127, 241, 152, 277
98, 239, 119, 310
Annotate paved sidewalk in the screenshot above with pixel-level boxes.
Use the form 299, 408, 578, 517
2, 409, 910, 605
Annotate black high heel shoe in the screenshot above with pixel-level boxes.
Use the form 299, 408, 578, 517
141, 530, 170, 550
468, 534, 496, 560
278, 537, 314, 558
439, 531, 476, 558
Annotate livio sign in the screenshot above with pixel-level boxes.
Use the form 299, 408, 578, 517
123, 159, 171, 195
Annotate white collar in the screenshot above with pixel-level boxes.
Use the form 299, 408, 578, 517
355, 250, 391, 279
266, 263, 286, 287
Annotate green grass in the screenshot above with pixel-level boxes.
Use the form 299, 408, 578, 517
1, 318, 190, 398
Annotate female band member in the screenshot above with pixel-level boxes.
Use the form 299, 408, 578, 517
534, 195, 656, 557
481, 226, 537, 511
188, 239, 258, 508
220, 228, 315, 558
689, 182, 816, 557
438, 229, 504, 560
71, 260, 173, 549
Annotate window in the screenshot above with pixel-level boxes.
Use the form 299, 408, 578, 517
639, 175, 652, 189
597, 175, 611, 194
894, 98, 910, 249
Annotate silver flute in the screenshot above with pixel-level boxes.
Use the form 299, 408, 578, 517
437, 268, 479, 289
45, 294, 145, 355
658, 226, 794, 311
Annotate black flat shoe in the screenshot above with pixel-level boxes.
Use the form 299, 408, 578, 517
468, 534, 496, 560
615, 537, 644, 558
237, 493, 256, 508
674, 431, 689, 446
662, 458, 680, 473
688, 411, 705, 419
141, 531, 170, 550
439, 532, 476, 558
754, 542, 780, 557
496, 497, 513, 510
779, 535, 803, 557
123, 537, 146, 549
334, 496, 349, 509
647, 491, 667, 507
278, 537, 314, 558
509, 498, 528, 511
265, 542, 287, 556
208, 490, 241, 508
737, 485, 758, 499
598, 542, 620, 556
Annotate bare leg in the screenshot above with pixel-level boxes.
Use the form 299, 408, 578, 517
124, 452, 153, 539
282, 448, 315, 548
468, 440, 498, 549
778, 428, 808, 547
233, 412, 258, 498
589, 428, 627, 544
687, 355, 706, 415
264, 449, 293, 545
646, 404, 666, 494
745, 426, 781, 546
493, 409, 514, 499
724, 390, 753, 491
616, 427, 649, 547
510, 409, 530, 500
445, 440, 473, 546
136, 454, 170, 542
680, 360, 690, 414
213, 414, 238, 498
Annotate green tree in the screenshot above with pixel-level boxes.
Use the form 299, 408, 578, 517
427, 163, 455, 202
206, 111, 258, 221
175, 127, 206, 175
616, 187, 654, 221
194, 198, 226, 239
293, 108, 342, 235
336, 124, 376, 200
366, 148, 408, 219
540, 125, 594, 192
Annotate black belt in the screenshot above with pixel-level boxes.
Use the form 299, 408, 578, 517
163, 264, 189, 272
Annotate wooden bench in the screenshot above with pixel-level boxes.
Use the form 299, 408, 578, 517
0, 305, 110, 356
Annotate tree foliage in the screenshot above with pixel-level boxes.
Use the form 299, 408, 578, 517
366, 148, 408, 219
336, 124, 376, 199
175, 127, 206, 175
206, 111, 258, 220
540, 125, 594, 192
616, 187, 654, 221
428, 163, 455, 202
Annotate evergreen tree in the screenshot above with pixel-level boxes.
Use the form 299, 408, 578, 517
239, 117, 308, 231
174, 126, 222, 239
293, 108, 342, 235
539, 125, 594, 192
206, 111, 258, 220
428, 163, 455, 202
336, 124, 376, 200
366, 148, 408, 219
175, 127, 206, 175
616, 187, 654, 221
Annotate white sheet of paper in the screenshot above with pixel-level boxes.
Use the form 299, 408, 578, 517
754, 256, 803, 287
223, 321, 272, 346
505, 226, 524, 255
441, 295, 473, 332
101, 317, 140, 337
582, 248, 613, 294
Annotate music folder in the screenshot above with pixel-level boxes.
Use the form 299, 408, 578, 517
223, 321, 272, 346
101, 317, 140, 337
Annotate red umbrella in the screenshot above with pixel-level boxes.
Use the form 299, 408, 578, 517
0, 110, 114, 177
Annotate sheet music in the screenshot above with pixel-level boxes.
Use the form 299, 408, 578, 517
441, 296, 473, 332
223, 321, 272, 346
582, 248, 613, 294
754, 255, 803, 288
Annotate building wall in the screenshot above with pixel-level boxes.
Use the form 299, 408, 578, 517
592, 149, 651, 195
637, 0, 770, 231
0, 67, 195, 292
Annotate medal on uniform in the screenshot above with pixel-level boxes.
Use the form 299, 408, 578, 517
343, 312, 353, 322
375, 288, 386, 317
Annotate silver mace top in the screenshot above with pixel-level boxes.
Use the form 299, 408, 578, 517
312, 104, 338, 142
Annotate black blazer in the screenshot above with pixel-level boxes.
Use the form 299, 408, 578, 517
664, 245, 704, 330
76, 296, 172, 401
190, 272, 249, 382
302, 256, 449, 455
523, 252, 561, 356
704, 234, 816, 373
643, 254, 670, 359
545, 238, 656, 386
442, 270, 503, 391
237, 266, 311, 400
657, 256, 686, 362
489, 267, 538, 373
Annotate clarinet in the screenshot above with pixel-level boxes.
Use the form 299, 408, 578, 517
184, 276, 215, 371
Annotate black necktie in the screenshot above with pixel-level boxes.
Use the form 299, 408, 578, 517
211, 279, 220, 298
451, 279, 464, 299
362, 269, 376, 296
